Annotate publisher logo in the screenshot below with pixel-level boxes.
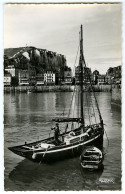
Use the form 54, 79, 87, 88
99, 178, 115, 184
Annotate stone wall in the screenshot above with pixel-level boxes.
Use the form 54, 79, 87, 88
4, 85, 112, 93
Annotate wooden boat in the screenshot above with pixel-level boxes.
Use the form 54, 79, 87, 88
80, 146, 103, 170
8, 25, 104, 163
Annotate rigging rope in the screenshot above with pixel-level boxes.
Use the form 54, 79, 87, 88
71, 93, 76, 130
80, 30, 103, 123
84, 62, 103, 123
68, 87, 76, 117
65, 43, 80, 131
85, 92, 92, 126
103, 127, 109, 156
91, 96, 97, 124
73, 42, 80, 77
62, 105, 65, 117
78, 90, 80, 128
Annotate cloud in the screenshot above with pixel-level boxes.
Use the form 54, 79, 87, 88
4, 3, 122, 74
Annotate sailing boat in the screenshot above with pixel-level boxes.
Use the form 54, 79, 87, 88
8, 25, 104, 163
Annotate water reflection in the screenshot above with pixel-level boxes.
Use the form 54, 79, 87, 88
8, 158, 104, 191
8, 158, 82, 190
80, 166, 104, 190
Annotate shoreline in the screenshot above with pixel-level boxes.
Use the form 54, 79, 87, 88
4, 85, 112, 93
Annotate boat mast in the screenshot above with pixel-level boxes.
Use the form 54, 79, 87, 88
79, 26, 103, 129
79, 25, 85, 127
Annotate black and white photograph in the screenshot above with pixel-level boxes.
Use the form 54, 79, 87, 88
3, 2, 122, 191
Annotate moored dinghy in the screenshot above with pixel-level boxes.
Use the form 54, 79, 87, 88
80, 146, 104, 170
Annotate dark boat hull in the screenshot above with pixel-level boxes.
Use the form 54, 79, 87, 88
9, 133, 103, 163
81, 162, 104, 171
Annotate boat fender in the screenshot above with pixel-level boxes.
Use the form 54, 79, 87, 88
85, 132, 89, 137
86, 128, 92, 133
32, 153, 37, 159
69, 131, 75, 136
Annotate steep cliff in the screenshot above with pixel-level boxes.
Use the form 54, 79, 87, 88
4, 46, 68, 74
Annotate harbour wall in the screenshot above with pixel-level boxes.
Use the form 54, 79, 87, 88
111, 85, 121, 107
4, 85, 112, 93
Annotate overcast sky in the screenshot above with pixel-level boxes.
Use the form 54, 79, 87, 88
4, 3, 122, 74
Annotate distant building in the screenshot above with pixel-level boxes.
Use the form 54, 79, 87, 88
75, 66, 80, 85
4, 72, 11, 86
98, 75, 106, 85
28, 65, 36, 86
92, 70, 99, 85
83, 67, 92, 84
36, 73, 44, 86
113, 66, 121, 84
5, 65, 19, 77
106, 65, 121, 84
105, 75, 111, 84
64, 70, 72, 85
18, 70, 29, 86
75, 66, 92, 85
44, 71, 55, 85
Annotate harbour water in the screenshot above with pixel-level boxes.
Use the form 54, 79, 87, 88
4, 92, 121, 190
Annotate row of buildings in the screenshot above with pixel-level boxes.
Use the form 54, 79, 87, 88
4, 65, 72, 86
4, 47, 121, 87
4, 64, 121, 86
75, 65, 121, 85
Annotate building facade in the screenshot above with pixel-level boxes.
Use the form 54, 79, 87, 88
44, 71, 55, 85
36, 73, 44, 85
4, 72, 11, 86
75, 66, 92, 85
5, 65, 19, 77
28, 65, 36, 86
64, 70, 72, 85
106, 65, 121, 84
92, 70, 99, 85
98, 75, 106, 85
18, 70, 29, 86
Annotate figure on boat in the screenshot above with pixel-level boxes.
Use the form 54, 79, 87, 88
51, 123, 60, 145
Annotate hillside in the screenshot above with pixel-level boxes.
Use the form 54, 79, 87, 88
4, 46, 69, 73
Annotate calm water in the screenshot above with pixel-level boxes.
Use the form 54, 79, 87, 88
4, 92, 121, 190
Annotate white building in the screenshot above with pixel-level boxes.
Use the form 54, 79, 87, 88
4, 73, 11, 86
44, 71, 55, 85
5, 65, 18, 77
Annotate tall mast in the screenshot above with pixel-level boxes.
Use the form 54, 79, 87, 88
79, 25, 103, 129
79, 25, 85, 126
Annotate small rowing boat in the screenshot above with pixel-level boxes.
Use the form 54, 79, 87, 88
80, 146, 104, 170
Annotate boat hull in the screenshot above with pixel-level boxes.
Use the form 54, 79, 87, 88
9, 133, 103, 163
81, 162, 104, 171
